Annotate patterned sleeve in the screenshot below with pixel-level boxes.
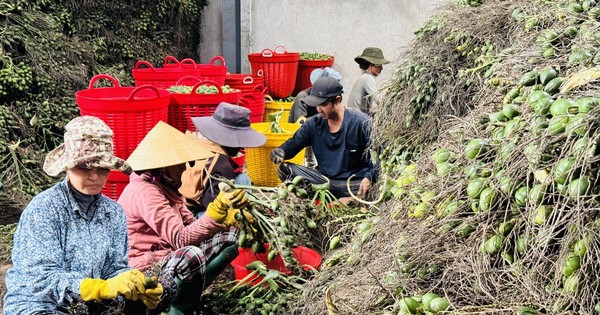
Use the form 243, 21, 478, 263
9, 196, 84, 305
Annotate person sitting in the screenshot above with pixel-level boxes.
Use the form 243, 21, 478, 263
270, 76, 377, 199
117, 121, 249, 314
3, 116, 163, 315
289, 67, 342, 169
179, 102, 266, 217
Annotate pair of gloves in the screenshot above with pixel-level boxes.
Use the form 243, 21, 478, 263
206, 188, 255, 228
80, 269, 163, 309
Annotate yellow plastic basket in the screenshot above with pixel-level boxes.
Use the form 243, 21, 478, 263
264, 95, 293, 123
247, 122, 305, 187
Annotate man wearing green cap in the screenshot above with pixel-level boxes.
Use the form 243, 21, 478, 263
348, 47, 390, 116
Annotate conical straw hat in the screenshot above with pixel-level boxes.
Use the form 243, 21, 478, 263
127, 121, 214, 171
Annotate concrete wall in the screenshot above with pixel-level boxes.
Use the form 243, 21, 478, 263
199, 0, 451, 100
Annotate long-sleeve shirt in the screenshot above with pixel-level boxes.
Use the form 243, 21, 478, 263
348, 71, 378, 115
279, 109, 377, 181
118, 172, 222, 270
3, 179, 131, 315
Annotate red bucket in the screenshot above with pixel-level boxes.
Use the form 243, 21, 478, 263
293, 57, 335, 95
197, 56, 228, 86
76, 74, 170, 159
132, 56, 202, 89
239, 84, 267, 123
168, 77, 241, 132
248, 46, 300, 99
231, 245, 321, 286
225, 69, 265, 95
101, 170, 130, 200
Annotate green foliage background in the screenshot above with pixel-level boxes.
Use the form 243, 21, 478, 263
0, 0, 209, 216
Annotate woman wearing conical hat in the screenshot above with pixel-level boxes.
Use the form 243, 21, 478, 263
117, 119, 250, 314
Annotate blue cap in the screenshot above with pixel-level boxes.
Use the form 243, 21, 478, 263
309, 67, 342, 84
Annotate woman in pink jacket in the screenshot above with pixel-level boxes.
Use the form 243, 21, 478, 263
118, 121, 248, 315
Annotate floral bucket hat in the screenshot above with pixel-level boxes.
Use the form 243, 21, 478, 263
43, 116, 131, 177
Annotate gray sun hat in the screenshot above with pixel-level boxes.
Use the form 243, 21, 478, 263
43, 116, 131, 177
302, 76, 344, 107
354, 47, 390, 65
192, 102, 267, 148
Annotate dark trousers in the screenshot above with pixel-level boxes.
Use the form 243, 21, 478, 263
277, 163, 363, 199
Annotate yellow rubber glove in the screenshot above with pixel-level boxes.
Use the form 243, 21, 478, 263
139, 283, 164, 309
80, 269, 146, 302
206, 189, 248, 223
223, 208, 256, 228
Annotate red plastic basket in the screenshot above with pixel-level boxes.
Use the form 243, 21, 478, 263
168, 77, 242, 132
225, 69, 265, 95
197, 56, 228, 87
132, 56, 203, 89
239, 84, 267, 123
248, 46, 300, 99
75, 74, 170, 159
231, 150, 246, 173
293, 57, 335, 95
231, 245, 321, 286
101, 170, 130, 200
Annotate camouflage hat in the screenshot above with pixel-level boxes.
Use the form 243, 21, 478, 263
43, 116, 131, 177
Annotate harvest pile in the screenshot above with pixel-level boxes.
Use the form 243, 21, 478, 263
297, 0, 600, 314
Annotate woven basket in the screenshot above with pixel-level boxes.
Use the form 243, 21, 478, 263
246, 122, 305, 187
263, 95, 293, 123
197, 56, 228, 86
248, 46, 300, 99
293, 57, 334, 95
101, 170, 130, 201
239, 84, 267, 123
225, 69, 265, 95
76, 74, 170, 159
168, 77, 241, 132
132, 56, 202, 89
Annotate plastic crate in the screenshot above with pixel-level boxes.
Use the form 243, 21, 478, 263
293, 57, 334, 95
263, 95, 293, 123
197, 56, 228, 86
132, 56, 203, 89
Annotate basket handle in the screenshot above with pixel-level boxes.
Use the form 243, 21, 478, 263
274, 46, 288, 54
238, 96, 250, 107
175, 75, 202, 86
264, 95, 274, 103
127, 85, 161, 100
134, 60, 155, 71
88, 74, 121, 89
256, 69, 264, 77
242, 76, 254, 84
208, 56, 226, 66
252, 84, 267, 97
179, 58, 198, 68
240, 93, 256, 103
261, 48, 274, 58
163, 55, 180, 67
190, 80, 222, 95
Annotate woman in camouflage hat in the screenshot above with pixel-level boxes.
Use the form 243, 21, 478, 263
3, 116, 163, 315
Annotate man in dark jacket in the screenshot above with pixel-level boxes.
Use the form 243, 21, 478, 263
271, 76, 377, 199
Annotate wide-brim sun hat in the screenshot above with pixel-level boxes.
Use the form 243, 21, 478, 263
126, 121, 214, 171
302, 76, 344, 107
354, 47, 390, 65
43, 116, 131, 177
192, 102, 266, 148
